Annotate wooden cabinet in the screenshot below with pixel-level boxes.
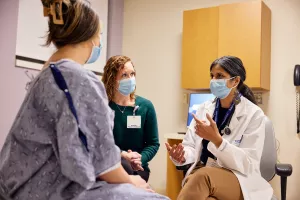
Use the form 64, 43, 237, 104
164, 134, 185, 200
166, 138, 184, 200
181, 1, 271, 90
181, 6, 219, 90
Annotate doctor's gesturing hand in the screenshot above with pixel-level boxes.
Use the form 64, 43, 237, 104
165, 143, 186, 164
193, 113, 223, 148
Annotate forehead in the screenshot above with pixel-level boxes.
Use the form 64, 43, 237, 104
210, 64, 228, 75
119, 61, 134, 72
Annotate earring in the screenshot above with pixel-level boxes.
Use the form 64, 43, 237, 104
234, 90, 241, 105
234, 89, 238, 95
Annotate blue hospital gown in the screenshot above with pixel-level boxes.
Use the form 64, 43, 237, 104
0, 59, 169, 200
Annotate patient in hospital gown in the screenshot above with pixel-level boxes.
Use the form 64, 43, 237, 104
0, 59, 168, 200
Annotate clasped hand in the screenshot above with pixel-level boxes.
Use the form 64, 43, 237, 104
122, 150, 144, 171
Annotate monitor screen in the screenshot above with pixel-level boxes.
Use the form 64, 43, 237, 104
187, 93, 215, 127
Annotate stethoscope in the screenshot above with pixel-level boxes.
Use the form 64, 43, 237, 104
220, 111, 234, 135
213, 93, 241, 135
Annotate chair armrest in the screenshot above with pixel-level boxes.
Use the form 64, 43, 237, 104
275, 163, 293, 177
176, 163, 193, 171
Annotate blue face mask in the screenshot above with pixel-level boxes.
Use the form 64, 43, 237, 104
86, 41, 102, 64
118, 77, 136, 96
210, 77, 236, 99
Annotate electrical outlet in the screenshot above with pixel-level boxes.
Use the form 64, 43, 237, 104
183, 93, 188, 104
254, 92, 263, 104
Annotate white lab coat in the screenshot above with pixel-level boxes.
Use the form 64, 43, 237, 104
172, 96, 273, 200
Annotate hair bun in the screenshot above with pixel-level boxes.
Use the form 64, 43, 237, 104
44, 0, 99, 48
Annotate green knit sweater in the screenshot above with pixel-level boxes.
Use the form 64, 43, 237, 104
109, 96, 160, 172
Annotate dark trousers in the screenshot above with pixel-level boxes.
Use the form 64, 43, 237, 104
121, 157, 150, 182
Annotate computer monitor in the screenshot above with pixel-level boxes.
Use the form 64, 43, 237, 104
187, 93, 215, 127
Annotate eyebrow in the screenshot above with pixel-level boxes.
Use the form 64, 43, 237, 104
210, 72, 225, 77
123, 70, 135, 73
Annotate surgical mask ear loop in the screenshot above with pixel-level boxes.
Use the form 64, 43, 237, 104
227, 76, 240, 94
232, 77, 243, 105
227, 76, 238, 88
223, 77, 239, 100
92, 40, 100, 47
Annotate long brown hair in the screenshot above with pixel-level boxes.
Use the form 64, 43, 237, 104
102, 55, 136, 101
41, 0, 100, 48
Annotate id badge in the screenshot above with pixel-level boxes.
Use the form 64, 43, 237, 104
127, 116, 141, 128
206, 157, 221, 168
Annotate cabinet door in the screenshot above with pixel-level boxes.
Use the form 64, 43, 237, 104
181, 7, 219, 89
218, 1, 262, 88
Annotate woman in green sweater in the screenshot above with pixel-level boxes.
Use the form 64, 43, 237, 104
102, 55, 160, 182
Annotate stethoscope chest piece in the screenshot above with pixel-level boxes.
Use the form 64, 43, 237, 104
221, 126, 231, 135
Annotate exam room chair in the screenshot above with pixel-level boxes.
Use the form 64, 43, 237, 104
176, 116, 292, 200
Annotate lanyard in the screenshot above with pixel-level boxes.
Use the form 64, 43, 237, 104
213, 93, 241, 129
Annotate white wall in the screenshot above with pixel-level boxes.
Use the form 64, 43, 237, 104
0, 0, 33, 148
16, 0, 108, 73
122, 0, 300, 199
107, 0, 124, 59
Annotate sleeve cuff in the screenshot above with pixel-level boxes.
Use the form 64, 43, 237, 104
169, 149, 190, 166
218, 138, 227, 151
96, 162, 121, 177
207, 138, 227, 156
169, 156, 185, 166
141, 152, 148, 165
95, 146, 121, 177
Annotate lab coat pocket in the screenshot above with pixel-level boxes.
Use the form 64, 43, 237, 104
232, 135, 244, 147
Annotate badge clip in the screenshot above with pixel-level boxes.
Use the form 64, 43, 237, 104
133, 105, 139, 116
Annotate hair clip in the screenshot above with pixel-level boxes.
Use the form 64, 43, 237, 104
43, 0, 64, 25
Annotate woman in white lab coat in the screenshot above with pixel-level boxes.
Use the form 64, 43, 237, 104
166, 56, 273, 200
